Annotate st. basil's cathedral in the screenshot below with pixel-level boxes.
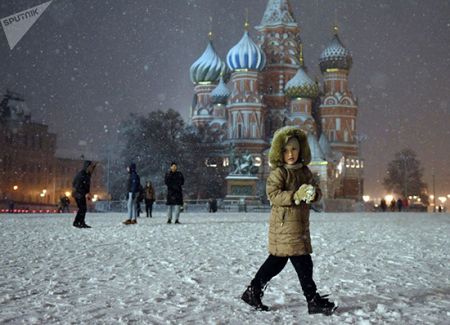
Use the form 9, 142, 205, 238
188, 0, 363, 203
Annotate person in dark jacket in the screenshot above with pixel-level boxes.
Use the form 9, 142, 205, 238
58, 194, 70, 213
72, 160, 96, 228
208, 198, 217, 213
164, 162, 184, 224
144, 180, 155, 218
123, 163, 140, 225
396, 198, 403, 212
390, 198, 396, 212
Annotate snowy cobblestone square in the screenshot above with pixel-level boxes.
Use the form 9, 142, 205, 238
1, 212, 449, 324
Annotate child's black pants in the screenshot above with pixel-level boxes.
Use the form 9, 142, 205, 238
252, 254, 317, 301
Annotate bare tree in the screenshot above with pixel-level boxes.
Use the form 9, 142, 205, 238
383, 148, 428, 202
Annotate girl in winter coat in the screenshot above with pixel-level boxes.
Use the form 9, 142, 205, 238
241, 126, 336, 315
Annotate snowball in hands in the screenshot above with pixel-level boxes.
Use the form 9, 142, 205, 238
294, 184, 315, 205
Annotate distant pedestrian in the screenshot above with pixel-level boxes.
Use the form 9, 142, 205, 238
396, 198, 403, 212
123, 163, 140, 225
380, 199, 387, 212
402, 197, 409, 211
390, 199, 396, 212
208, 198, 217, 213
164, 162, 184, 224
144, 181, 155, 218
8, 199, 14, 213
59, 194, 70, 213
72, 160, 96, 228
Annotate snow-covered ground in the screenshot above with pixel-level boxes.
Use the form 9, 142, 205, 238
1, 211, 449, 324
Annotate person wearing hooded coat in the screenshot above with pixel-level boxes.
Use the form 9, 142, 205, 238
72, 160, 96, 228
241, 126, 336, 315
123, 163, 141, 225
164, 162, 184, 224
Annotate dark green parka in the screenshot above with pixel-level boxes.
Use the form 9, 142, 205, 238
266, 127, 322, 257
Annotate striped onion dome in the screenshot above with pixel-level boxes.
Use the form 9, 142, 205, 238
285, 68, 319, 98
226, 31, 265, 71
210, 76, 230, 104
190, 40, 226, 84
319, 33, 352, 72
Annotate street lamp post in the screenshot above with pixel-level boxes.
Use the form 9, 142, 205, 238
354, 133, 367, 201
432, 173, 436, 212
399, 153, 408, 199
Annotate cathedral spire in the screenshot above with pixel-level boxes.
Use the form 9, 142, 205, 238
333, 24, 339, 35
298, 43, 304, 67
258, 0, 297, 27
244, 8, 250, 30
208, 16, 213, 40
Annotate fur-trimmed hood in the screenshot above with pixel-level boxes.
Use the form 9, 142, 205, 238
269, 126, 311, 168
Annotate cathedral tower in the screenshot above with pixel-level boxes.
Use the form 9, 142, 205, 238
319, 26, 361, 199
255, 0, 302, 137
225, 21, 267, 154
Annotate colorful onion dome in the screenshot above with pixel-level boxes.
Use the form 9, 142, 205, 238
190, 40, 226, 84
285, 68, 319, 98
226, 31, 265, 71
210, 76, 230, 104
319, 29, 352, 72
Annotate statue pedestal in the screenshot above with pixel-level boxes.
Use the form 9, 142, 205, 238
225, 175, 260, 202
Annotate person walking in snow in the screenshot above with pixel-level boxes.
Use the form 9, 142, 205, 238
396, 198, 403, 212
390, 198, 396, 212
144, 180, 155, 218
59, 194, 70, 213
164, 162, 184, 224
123, 163, 141, 225
72, 160, 96, 228
241, 126, 336, 315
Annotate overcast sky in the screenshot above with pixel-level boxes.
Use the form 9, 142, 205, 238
1, 0, 449, 198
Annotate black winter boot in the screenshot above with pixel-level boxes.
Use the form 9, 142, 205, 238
307, 293, 336, 315
241, 283, 269, 311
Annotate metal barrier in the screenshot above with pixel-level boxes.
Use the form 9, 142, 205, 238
94, 200, 271, 213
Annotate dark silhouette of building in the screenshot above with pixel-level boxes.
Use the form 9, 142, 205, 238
0, 90, 106, 208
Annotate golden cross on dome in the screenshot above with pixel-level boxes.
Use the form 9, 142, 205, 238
208, 16, 213, 40
244, 8, 250, 30
299, 43, 304, 67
